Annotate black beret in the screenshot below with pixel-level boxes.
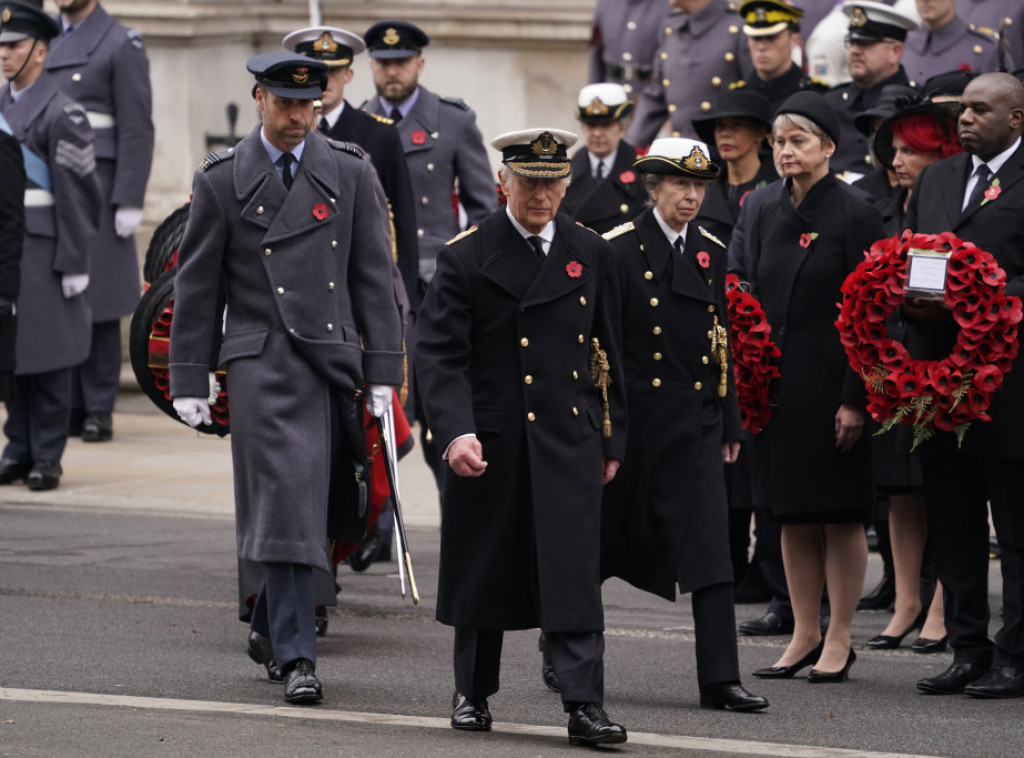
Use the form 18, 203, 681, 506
774, 90, 841, 147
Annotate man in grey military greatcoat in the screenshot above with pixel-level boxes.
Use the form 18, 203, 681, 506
169, 52, 403, 706
46, 0, 154, 443
902, 0, 1009, 85
589, 0, 671, 95
0, 0, 101, 492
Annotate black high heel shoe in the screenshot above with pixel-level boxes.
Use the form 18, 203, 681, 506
752, 641, 824, 679
807, 647, 856, 683
866, 608, 927, 650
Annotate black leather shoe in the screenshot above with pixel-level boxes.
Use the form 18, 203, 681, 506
964, 666, 1024, 699
739, 611, 794, 637
700, 682, 769, 712
917, 662, 988, 695
857, 574, 896, 611
753, 640, 823, 679
0, 458, 31, 485
26, 461, 61, 491
81, 413, 113, 442
450, 692, 491, 731
283, 659, 322, 704
348, 521, 382, 572
566, 703, 627, 747
911, 635, 948, 654
808, 647, 856, 683
538, 632, 560, 693
246, 631, 283, 682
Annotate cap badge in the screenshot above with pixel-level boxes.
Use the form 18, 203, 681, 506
755, 8, 767, 22
315, 32, 338, 52
292, 67, 310, 84
850, 7, 868, 27
683, 146, 708, 171
531, 132, 559, 156
383, 27, 400, 46
585, 97, 610, 117
1, 8, 9, 22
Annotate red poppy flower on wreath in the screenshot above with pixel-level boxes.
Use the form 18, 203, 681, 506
566, 260, 583, 278
411, 130, 427, 146
834, 229, 1022, 450
696, 251, 710, 269
312, 204, 329, 221
725, 274, 781, 434
619, 170, 636, 184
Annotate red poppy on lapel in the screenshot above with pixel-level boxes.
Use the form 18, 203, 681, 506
696, 251, 710, 268
984, 184, 1001, 202
411, 130, 427, 145
312, 204, 329, 220
619, 170, 636, 184
799, 233, 811, 248
566, 261, 583, 278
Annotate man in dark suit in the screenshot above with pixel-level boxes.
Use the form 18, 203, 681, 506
169, 52, 403, 706
415, 127, 628, 747
562, 82, 648, 234
0, 119, 24, 403
47, 0, 154, 443
904, 71, 1024, 698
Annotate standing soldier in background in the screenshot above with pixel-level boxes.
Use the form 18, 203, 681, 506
958, 0, 1024, 73
362, 19, 497, 497
46, 0, 154, 443
562, 83, 648, 234
0, 0, 101, 491
741, 0, 826, 112
589, 0, 671, 95
627, 0, 756, 146
901, 0, 1007, 86
0, 107, 24, 405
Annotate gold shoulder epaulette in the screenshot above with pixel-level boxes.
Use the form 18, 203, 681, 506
445, 225, 478, 245
198, 148, 234, 172
602, 221, 635, 241
975, 25, 996, 37
575, 221, 602, 236
370, 112, 394, 125
699, 226, 726, 248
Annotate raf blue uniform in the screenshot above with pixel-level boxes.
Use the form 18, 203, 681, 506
46, 2, 154, 437
902, 14, 1008, 86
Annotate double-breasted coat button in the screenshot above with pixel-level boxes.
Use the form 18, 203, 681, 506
572, 370, 579, 379
524, 375, 534, 384
973, 44, 983, 53
650, 297, 659, 306
668, 104, 677, 114
520, 337, 529, 347
712, 76, 722, 87
660, 51, 669, 60
623, 52, 634, 61
644, 271, 653, 280
328, 282, 335, 290
326, 324, 333, 332
653, 326, 662, 335
527, 412, 536, 421
620, 203, 629, 213
572, 407, 579, 416
427, 163, 435, 171
421, 197, 429, 205
662, 78, 671, 87
729, 25, 738, 33
702, 355, 709, 364
417, 229, 424, 238
707, 304, 715, 313
331, 240, 338, 248
578, 334, 585, 343
725, 52, 735, 62
665, 26, 673, 34
580, 296, 587, 305
72, 73, 82, 82
653, 352, 662, 361
264, 248, 271, 256
694, 381, 703, 390
276, 287, 285, 295
652, 378, 662, 387
628, 21, 637, 30
256, 206, 264, 215
701, 101, 711, 112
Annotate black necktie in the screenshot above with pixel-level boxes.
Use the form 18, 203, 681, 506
280, 153, 295, 190
318, 117, 329, 134
968, 163, 992, 208
673, 236, 683, 257
596, 161, 605, 180
390, 107, 403, 124
527, 235, 546, 261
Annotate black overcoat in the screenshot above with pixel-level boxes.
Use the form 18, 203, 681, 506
562, 141, 648, 234
169, 127, 403, 570
601, 210, 741, 599
415, 210, 626, 632
905, 143, 1024, 457
695, 154, 777, 249
0, 130, 24, 399
748, 174, 881, 521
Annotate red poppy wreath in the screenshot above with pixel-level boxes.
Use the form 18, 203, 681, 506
835, 230, 1022, 449
725, 274, 781, 434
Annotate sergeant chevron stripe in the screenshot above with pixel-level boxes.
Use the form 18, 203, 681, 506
54, 140, 96, 179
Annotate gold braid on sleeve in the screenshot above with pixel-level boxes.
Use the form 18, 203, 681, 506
589, 337, 613, 438
710, 315, 729, 399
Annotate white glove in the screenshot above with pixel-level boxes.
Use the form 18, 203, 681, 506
61, 273, 89, 299
114, 206, 144, 238
364, 384, 392, 418
173, 396, 212, 428
207, 372, 221, 405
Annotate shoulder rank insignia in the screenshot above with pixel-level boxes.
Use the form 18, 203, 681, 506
445, 226, 478, 245
440, 96, 470, 111
62, 103, 87, 127
328, 140, 365, 159
602, 221, 635, 241
369, 112, 394, 125
699, 226, 726, 248
575, 221, 603, 236
198, 148, 234, 172
127, 29, 146, 52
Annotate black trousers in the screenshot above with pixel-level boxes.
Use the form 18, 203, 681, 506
249, 562, 316, 671
922, 451, 1024, 668
692, 582, 741, 688
71, 320, 122, 414
3, 369, 72, 463
454, 627, 604, 707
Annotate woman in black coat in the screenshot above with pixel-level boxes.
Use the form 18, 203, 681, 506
747, 92, 883, 683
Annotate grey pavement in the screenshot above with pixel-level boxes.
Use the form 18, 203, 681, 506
0, 381, 1016, 757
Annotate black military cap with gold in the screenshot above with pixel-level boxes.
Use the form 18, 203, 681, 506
282, 26, 365, 68
842, 0, 917, 43
364, 20, 430, 59
739, 0, 805, 37
634, 138, 721, 179
576, 83, 635, 123
492, 128, 577, 179
246, 51, 327, 100
0, 0, 60, 44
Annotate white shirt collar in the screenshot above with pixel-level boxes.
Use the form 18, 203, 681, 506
378, 87, 420, 120
321, 100, 346, 130
973, 136, 1021, 177
506, 205, 556, 251
260, 128, 306, 168
653, 208, 687, 249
